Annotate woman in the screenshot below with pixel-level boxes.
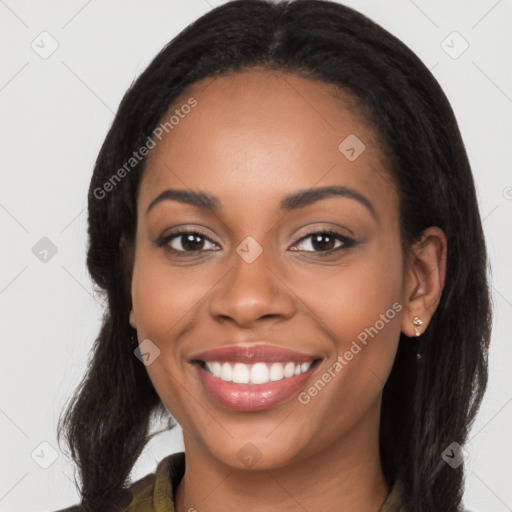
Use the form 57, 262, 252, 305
57, 1, 491, 510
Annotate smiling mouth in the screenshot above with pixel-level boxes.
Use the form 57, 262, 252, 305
195, 359, 321, 385
191, 356, 322, 411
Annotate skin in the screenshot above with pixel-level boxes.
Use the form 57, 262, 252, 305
128, 70, 447, 512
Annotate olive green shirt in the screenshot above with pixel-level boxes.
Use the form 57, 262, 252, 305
59, 452, 405, 511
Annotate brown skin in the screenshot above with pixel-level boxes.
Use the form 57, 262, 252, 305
128, 70, 447, 512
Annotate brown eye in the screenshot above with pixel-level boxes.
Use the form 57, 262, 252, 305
157, 231, 218, 253
291, 230, 355, 253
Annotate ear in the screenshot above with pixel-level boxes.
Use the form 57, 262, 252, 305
129, 308, 137, 330
119, 234, 137, 330
401, 226, 447, 337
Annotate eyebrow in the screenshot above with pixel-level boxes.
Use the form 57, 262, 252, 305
147, 189, 221, 214
146, 185, 377, 219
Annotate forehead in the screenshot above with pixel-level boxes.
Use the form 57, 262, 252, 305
139, 70, 397, 221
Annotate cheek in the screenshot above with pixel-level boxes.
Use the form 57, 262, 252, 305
290, 278, 402, 449
291, 240, 404, 405
131, 248, 213, 341
130, 246, 208, 427
289, 240, 404, 347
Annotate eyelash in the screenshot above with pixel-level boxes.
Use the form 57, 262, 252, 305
155, 228, 356, 256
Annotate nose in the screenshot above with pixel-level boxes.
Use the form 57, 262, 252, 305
209, 249, 296, 328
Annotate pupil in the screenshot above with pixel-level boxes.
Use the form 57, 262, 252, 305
182, 234, 203, 251
312, 233, 334, 251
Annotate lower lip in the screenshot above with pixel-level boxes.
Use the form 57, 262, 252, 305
195, 363, 317, 411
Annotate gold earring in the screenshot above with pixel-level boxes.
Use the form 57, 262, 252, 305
412, 316, 423, 337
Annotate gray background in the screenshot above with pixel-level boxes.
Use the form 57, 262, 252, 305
1, 0, 511, 510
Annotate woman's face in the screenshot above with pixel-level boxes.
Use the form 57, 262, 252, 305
129, 70, 409, 469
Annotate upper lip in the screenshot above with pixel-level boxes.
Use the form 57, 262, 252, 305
190, 344, 321, 364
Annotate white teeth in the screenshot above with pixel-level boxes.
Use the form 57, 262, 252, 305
204, 360, 315, 384
284, 362, 295, 378
269, 363, 284, 381
301, 362, 312, 373
251, 363, 270, 384
220, 362, 233, 382
206, 362, 222, 378
232, 363, 250, 384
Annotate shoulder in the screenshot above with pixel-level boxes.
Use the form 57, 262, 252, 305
379, 479, 406, 511
53, 452, 186, 512
379, 480, 478, 512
